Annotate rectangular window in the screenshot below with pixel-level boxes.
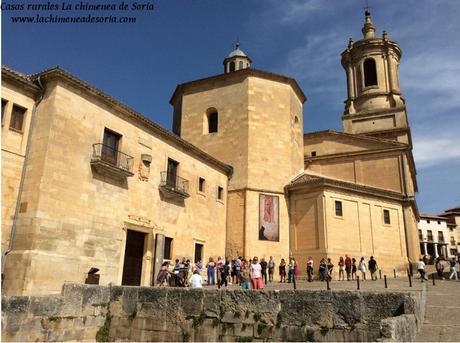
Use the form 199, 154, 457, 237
217, 186, 224, 201
198, 177, 205, 193
335, 200, 343, 217
438, 231, 444, 243
101, 128, 121, 165
194, 243, 203, 263
427, 219, 431, 224
311, 151, 317, 157
437, 220, 441, 225
166, 158, 179, 188
163, 237, 173, 260
1, 99, 7, 125
427, 230, 433, 241
9, 104, 26, 132
383, 209, 391, 224
418, 230, 423, 240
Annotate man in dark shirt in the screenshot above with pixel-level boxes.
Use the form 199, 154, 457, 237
368, 256, 378, 281
260, 258, 268, 284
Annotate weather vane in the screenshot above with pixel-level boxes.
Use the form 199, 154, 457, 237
364, 0, 371, 15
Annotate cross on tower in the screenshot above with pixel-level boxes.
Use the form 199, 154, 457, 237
364, 0, 371, 16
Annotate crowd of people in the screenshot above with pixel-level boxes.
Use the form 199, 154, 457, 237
154, 254, 408, 289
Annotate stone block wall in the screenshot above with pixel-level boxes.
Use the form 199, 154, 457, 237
2, 283, 424, 342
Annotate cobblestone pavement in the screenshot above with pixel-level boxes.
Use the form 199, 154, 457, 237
414, 277, 460, 342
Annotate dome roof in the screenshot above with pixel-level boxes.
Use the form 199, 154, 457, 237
228, 43, 248, 58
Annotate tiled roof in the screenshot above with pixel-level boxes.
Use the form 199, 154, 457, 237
419, 214, 447, 221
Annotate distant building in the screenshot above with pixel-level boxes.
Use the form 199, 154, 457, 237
439, 206, 460, 257
417, 214, 451, 259
2, 10, 421, 295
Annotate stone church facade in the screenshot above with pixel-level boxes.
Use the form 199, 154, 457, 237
1, 12, 420, 295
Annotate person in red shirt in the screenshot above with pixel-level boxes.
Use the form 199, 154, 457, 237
345, 255, 352, 281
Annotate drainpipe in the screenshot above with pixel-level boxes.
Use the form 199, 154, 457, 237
1, 76, 45, 280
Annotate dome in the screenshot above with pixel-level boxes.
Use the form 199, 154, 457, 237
228, 43, 247, 58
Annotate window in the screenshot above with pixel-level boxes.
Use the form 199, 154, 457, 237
198, 177, 206, 193
418, 230, 423, 240
438, 231, 444, 243
1, 99, 7, 125
335, 200, 343, 217
239, 61, 243, 70
207, 109, 218, 133
101, 128, 121, 165
166, 158, 179, 188
229, 61, 235, 72
383, 209, 391, 224
437, 220, 441, 225
363, 58, 377, 87
311, 151, 317, 157
427, 220, 431, 224
9, 104, 26, 132
164, 237, 173, 260
427, 230, 433, 241
217, 186, 224, 201
194, 243, 203, 263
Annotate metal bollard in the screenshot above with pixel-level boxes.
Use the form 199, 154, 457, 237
432, 273, 435, 286
357, 276, 360, 290
384, 275, 388, 288
394, 269, 396, 278
326, 278, 330, 290
379, 269, 382, 279
408, 272, 412, 287
293, 274, 297, 290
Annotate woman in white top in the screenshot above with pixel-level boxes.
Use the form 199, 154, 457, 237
250, 256, 264, 289
359, 257, 367, 281
189, 270, 203, 288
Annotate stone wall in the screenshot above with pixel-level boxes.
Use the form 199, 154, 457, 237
2, 283, 425, 342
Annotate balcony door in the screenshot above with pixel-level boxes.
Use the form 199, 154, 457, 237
166, 158, 178, 188
102, 129, 121, 165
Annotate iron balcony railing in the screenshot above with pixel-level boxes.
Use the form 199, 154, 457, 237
427, 234, 434, 242
438, 236, 445, 243
91, 143, 134, 173
160, 171, 189, 196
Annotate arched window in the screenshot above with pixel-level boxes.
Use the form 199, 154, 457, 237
363, 58, 377, 87
229, 62, 235, 72
207, 108, 218, 133
239, 61, 243, 70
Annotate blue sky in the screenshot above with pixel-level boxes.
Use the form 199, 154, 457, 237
2, 0, 459, 214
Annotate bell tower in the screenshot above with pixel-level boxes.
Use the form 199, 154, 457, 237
341, 10, 412, 145
223, 42, 251, 73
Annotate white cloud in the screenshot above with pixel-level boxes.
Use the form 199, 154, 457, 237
413, 135, 460, 169
278, 0, 324, 24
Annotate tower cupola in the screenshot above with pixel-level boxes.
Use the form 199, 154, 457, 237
340, 10, 411, 144
223, 42, 252, 73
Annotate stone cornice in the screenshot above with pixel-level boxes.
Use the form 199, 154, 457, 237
29, 67, 233, 176
169, 68, 307, 105
304, 146, 408, 165
342, 106, 406, 120
286, 173, 404, 202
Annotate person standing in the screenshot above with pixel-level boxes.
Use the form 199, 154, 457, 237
417, 258, 427, 282
345, 255, 352, 281
240, 259, 251, 289
235, 257, 242, 285
279, 258, 286, 283
306, 256, 314, 282
368, 256, 378, 281
319, 258, 327, 281
206, 257, 216, 285
338, 256, 345, 281
217, 256, 223, 284
327, 258, 334, 281
359, 257, 367, 281
288, 258, 295, 283
260, 258, 268, 284
268, 256, 275, 283
250, 256, 264, 289
449, 257, 458, 281
219, 259, 230, 288
435, 257, 444, 280
351, 258, 357, 281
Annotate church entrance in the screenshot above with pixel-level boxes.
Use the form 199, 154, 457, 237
122, 230, 145, 286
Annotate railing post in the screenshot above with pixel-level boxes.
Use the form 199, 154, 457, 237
379, 269, 382, 279
432, 273, 436, 286
293, 274, 297, 290
393, 269, 396, 278
357, 276, 360, 290
326, 278, 330, 291
408, 271, 412, 287
384, 275, 388, 288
